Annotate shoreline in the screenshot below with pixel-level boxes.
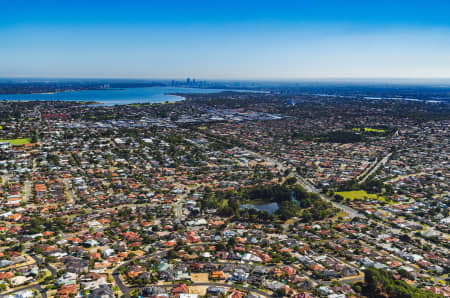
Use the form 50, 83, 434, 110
0, 87, 259, 106
125, 94, 185, 106
0, 99, 102, 105
16, 88, 126, 96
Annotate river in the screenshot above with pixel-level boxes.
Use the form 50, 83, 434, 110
0, 87, 254, 106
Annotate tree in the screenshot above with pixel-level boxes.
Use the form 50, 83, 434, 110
227, 236, 237, 247
216, 242, 226, 251
334, 194, 344, 202
228, 198, 240, 211
361, 267, 440, 298
167, 249, 177, 259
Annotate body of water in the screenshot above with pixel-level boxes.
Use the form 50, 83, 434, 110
0, 87, 248, 106
241, 202, 280, 215
241, 191, 299, 215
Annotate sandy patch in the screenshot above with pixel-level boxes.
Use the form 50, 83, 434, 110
133, 250, 146, 257
189, 285, 209, 295
190, 273, 209, 283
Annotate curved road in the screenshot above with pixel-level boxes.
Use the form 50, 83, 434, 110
30, 255, 57, 277
0, 254, 57, 298
113, 249, 275, 297
113, 250, 362, 297
0, 283, 47, 298
129, 282, 270, 297
112, 250, 169, 297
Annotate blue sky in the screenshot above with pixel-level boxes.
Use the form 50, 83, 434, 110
1, 0, 450, 79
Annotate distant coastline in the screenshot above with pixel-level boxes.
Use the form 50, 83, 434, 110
0, 87, 254, 106
29, 88, 127, 95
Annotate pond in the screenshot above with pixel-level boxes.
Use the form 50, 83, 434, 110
241, 202, 280, 215
241, 191, 300, 215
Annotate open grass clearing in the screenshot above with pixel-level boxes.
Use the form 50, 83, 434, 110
0, 138, 31, 145
352, 127, 386, 133
335, 190, 387, 202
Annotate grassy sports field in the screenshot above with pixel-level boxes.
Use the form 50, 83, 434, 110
335, 190, 387, 202
0, 138, 32, 145
352, 127, 386, 133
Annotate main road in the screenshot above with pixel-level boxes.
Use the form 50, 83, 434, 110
359, 153, 392, 184
248, 149, 365, 218
128, 282, 271, 297
293, 173, 365, 219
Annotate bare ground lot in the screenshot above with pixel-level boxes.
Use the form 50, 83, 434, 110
190, 273, 209, 283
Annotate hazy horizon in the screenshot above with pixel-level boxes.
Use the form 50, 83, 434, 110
2, 77, 450, 85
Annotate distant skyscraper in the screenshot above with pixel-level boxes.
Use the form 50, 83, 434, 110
186, 78, 191, 85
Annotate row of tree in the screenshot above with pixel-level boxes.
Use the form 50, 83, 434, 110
356, 267, 441, 298
203, 182, 336, 222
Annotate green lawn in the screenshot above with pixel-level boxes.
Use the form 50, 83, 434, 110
364, 128, 386, 133
89, 115, 115, 119
0, 138, 32, 145
335, 190, 386, 202
352, 127, 386, 133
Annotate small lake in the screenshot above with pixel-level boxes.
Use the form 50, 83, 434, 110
241, 202, 280, 215
241, 191, 299, 215
0, 87, 258, 106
